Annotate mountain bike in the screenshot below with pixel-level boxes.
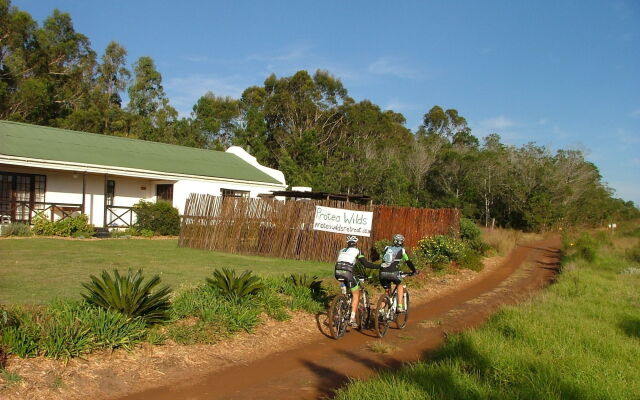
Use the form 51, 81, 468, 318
327, 275, 372, 339
375, 272, 412, 338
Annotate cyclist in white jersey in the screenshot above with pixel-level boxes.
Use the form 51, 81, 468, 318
335, 235, 378, 327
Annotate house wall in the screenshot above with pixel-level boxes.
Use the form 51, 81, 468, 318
173, 179, 283, 214
1, 163, 284, 227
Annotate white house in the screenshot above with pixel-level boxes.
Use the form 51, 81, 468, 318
0, 120, 286, 228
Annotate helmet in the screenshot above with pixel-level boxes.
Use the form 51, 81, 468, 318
346, 235, 358, 246
393, 234, 405, 246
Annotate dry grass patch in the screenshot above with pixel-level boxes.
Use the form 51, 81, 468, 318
367, 342, 397, 354
482, 228, 543, 256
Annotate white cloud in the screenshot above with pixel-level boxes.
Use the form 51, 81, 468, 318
368, 57, 422, 80
481, 115, 514, 130
631, 108, 640, 118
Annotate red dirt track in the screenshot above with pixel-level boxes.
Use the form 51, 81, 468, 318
120, 237, 561, 400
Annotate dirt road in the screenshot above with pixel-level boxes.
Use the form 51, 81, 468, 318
120, 237, 561, 400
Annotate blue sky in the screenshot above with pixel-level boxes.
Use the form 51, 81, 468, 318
15, 0, 640, 205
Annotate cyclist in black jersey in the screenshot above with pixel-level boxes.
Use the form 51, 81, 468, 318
335, 235, 378, 327
379, 234, 416, 312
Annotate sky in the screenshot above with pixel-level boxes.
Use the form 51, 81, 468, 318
14, 0, 640, 206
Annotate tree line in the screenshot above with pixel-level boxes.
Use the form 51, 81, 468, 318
1, 1, 637, 231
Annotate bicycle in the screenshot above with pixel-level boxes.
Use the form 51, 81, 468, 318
327, 275, 372, 339
374, 272, 412, 338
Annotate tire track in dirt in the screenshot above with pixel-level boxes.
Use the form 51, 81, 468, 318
119, 237, 561, 400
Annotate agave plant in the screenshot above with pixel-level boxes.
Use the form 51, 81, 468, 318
81, 269, 172, 325
206, 268, 264, 299
288, 273, 323, 293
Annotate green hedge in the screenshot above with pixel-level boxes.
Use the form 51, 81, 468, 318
133, 201, 180, 236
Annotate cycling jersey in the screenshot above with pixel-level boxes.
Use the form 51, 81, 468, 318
335, 247, 364, 272
380, 246, 412, 273
379, 245, 416, 289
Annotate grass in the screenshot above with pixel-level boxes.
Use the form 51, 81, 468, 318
0, 238, 332, 304
0, 369, 22, 385
367, 341, 397, 354
481, 228, 543, 256
335, 232, 640, 400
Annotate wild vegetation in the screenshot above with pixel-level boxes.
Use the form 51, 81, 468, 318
1, 0, 637, 232
334, 223, 640, 400
0, 268, 330, 359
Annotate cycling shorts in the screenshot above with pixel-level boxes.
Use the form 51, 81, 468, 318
335, 270, 359, 291
379, 271, 402, 289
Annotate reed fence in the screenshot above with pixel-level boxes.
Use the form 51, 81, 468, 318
179, 194, 459, 263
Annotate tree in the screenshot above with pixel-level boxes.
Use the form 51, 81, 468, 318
192, 92, 240, 149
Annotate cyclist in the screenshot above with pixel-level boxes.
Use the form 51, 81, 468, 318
379, 234, 416, 313
335, 235, 379, 327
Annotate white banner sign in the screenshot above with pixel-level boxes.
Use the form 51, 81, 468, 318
313, 206, 373, 237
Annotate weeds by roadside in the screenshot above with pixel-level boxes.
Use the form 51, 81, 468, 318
334, 228, 640, 400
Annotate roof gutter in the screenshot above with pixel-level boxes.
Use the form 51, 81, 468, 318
0, 154, 287, 189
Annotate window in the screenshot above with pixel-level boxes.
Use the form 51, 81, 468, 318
221, 189, 250, 198
106, 180, 115, 206
156, 184, 174, 203
0, 172, 46, 223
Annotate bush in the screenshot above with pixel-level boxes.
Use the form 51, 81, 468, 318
75, 305, 146, 350
39, 312, 95, 359
415, 235, 467, 269
206, 268, 264, 300
458, 250, 484, 271
626, 244, 640, 263
81, 269, 172, 325
415, 235, 484, 272
32, 215, 95, 237
133, 200, 180, 236
460, 218, 489, 253
0, 223, 32, 237
574, 233, 598, 262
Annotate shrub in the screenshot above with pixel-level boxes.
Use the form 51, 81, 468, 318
76, 306, 146, 350
626, 243, 640, 263
133, 200, 180, 236
458, 250, 484, 271
460, 218, 489, 253
288, 273, 324, 296
415, 235, 467, 268
574, 233, 598, 262
0, 223, 31, 237
32, 215, 94, 237
39, 312, 95, 359
0, 307, 40, 358
1, 326, 39, 358
81, 269, 172, 325
206, 268, 264, 300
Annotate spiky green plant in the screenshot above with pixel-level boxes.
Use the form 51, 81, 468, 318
81, 269, 172, 325
288, 273, 324, 295
206, 268, 264, 299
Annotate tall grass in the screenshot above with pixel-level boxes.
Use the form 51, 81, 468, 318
481, 228, 543, 256
335, 231, 640, 400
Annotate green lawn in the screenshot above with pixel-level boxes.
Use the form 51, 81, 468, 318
334, 232, 640, 400
0, 238, 332, 304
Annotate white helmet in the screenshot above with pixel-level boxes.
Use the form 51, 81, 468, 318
393, 234, 405, 246
346, 235, 358, 245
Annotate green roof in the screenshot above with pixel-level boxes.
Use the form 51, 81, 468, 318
0, 121, 280, 184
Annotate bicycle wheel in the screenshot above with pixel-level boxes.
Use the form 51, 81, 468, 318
356, 289, 370, 330
328, 294, 349, 339
396, 290, 410, 329
375, 295, 391, 338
